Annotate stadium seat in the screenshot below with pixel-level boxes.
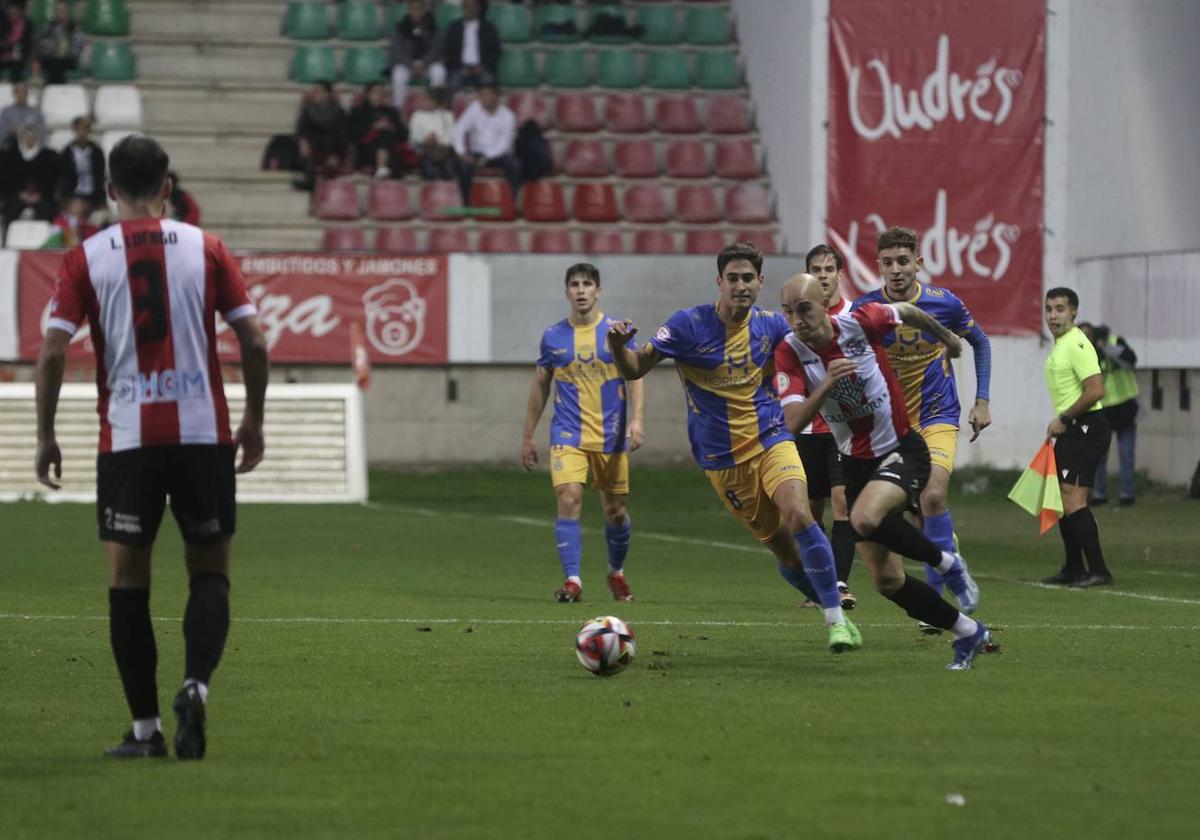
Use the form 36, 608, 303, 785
435, 2, 460, 30
427, 227, 472, 253
94, 85, 143, 127
366, 180, 413, 221
490, 3, 533, 43
561, 139, 608, 177
419, 182, 463, 221
685, 7, 731, 46
521, 181, 568, 223
674, 185, 720, 223
595, 50, 640, 89
534, 5, 580, 43
291, 45, 337, 83
498, 48, 540, 88
636, 5, 683, 45
507, 92, 550, 128
285, 2, 331, 40
633, 229, 678, 254
337, 1, 381, 40
40, 85, 89, 129
554, 93, 599, 133
531, 229, 577, 253
544, 50, 589, 88
644, 52, 691, 89
603, 94, 648, 133
321, 227, 367, 252
586, 6, 632, 44
343, 47, 388, 85
622, 184, 670, 224
736, 230, 778, 254
654, 97, 702, 133
478, 228, 522, 253
28, 0, 57, 27
725, 183, 772, 224
374, 226, 420, 253
313, 179, 361, 220
583, 230, 627, 254
613, 139, 658, 178
665, 140, 710, 178
4, 220, 52, 249
714, 140, 759, 179
468, 180, 516, 222
573, 183, 619, 223
99, 128, 134, 159
84, 0, 130, 37
694, 52, 740, 89
706, 95, 753, 133
48, 128, 74, 151
89, 42, 136, 81
684, 229, 727, 254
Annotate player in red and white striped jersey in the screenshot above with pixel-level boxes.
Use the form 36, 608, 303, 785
34, 135, 270, 757
774, 275, 994, 671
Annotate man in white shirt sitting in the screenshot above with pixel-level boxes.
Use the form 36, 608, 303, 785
452, 82, 521, 205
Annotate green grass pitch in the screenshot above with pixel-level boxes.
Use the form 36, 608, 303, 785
2, 467, 1198, 839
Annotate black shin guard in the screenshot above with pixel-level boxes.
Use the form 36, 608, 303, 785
109, 588, 159, 719
832, 520, 856, 584
1068, 508, 1109, 576
1057, 513, 1085, 575
885, 574, 961, 630
183, 573, 231, 685
863, 513, 943, 568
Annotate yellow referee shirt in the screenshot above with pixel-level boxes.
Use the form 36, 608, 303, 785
1044, 326, 1104, 414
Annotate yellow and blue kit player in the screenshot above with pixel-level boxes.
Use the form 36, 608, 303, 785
522, 263, 644, 603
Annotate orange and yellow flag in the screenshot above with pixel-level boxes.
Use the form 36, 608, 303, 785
1007, 440, 1064, 534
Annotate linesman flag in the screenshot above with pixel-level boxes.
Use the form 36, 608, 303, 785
1008, 440, 1064, 534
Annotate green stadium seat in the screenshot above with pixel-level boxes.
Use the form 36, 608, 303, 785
291, 45, 337, 83
89, 41, 136, 81
286, 2, 332, 40
534, 5, 579, 43
342, 46, 387, 85
635, 5, 682, 46
435, 3, 460, 30
498, 48, 539, 88
685, 7, 732, 46
84, 0, 130, 36
28, 0, 61, 27
489, 3, 532, 43
644, 52, 690, 89
383, 3, 404, 32
596, 50, 640, 89
543, 50, 589, 88
586, 5, 631, 44
337, 1, 381, 40
694, 52, 740, 89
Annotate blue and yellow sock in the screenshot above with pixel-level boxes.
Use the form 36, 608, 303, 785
605, 516, 631, 574
778, 562, 820, 603
555, 518, 582, 580
795, 523, 844, 624
923, 511, 956, 595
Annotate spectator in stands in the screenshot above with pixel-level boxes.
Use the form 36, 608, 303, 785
348, 81, 409, 179
0, 78, 44, 147
47, 193, 98, 246
408, 86, 454, 181
452, 81, 520, 204
293, 80, 347, 190
58, 115, 105, 211
388, 0, 445, 111
168, 171, 201, 225
33, 1, 84, 85
442, 0, 501, 93
0, 1, 32, 82
1, 122, 60, 225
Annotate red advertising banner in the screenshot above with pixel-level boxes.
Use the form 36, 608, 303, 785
17, 252, 449, 364
828, 0, 1045, 335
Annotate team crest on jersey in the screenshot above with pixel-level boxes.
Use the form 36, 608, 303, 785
726, 352, 749, 371
775, 372, 790, 393
759, 333, 771, 356
361, 278, 426, 357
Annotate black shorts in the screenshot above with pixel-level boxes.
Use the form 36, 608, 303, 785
842, 430, 931, 516
1053, 410, 1111, 487
794, 433, 844, 500
96, 445, 236, 546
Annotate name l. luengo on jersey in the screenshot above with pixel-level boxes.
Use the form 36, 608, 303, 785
773, 303, 911, 459
47, 218, 257, 453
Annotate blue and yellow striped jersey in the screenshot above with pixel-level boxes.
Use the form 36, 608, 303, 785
650, 304, 792, 470
537, 312, 633, 453
852, 282, 975, 428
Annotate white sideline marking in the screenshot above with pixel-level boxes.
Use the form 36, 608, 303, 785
1146, 570, 1199, 579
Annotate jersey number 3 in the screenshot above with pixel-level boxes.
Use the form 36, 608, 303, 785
130, 259, 168, 342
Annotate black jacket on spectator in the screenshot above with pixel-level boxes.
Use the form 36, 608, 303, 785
389, 11, 441, 68
0, 14, 33, 81
442, 18, 501, 75
58, 140, 106, 205
296, 100, 347, 154
348, 101, 408, 169
1, 143, 61, 221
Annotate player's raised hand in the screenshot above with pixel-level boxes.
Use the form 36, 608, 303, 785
35, 437, 62, 490
607, 319, 637, 349
521, 437, 538, 471
627, 419, 645, 452
234, 420, 265, 474
968, 400, 992, 442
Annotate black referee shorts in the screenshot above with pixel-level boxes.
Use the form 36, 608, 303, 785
794, 433, 844, 500
1053, 410, 1111, 487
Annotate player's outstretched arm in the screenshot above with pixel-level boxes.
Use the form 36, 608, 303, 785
231, 315, 269, 474
607, 320, 662, 380
522, 366, 552, 470
894, 302, 962, 358
34, 328, 71, 490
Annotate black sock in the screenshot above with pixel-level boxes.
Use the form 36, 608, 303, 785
1057, 513, 1085, 575
109, 588, 159, 720
885, 574, 961, 630
183, 573, 231, 685
861, 513, 943, 568
1068, 509, 1110, 576
832, 520, 856, 584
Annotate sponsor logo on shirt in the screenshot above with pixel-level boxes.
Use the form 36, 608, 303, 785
112, 368, 206, 404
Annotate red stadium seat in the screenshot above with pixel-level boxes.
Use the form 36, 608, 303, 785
555, 93, 600, 133
664, 140, 710, 178
401, 91, 423, 122
561, 139, 608, 177
468, 180, 516, 222
583, 230, 627, 254
735, 230, 777, 254
612, 140, 658, 178
654, 97, 702, 134
633, 230, 678, 254
507, 91, 550, 128
725, 183, 771, 224
478, 228, 522, 252
427, 227, 472, 252
684, 229, 727, 254
522, 181, 568, 222
313, 179, 360, 220
321, 226, 367, 252
622, 184, 670, 224
674, 184, 721, 223
452, 92, 477, 118
366, 180, 414, 221
419, 181, 463, 221
713, 139, 759, 180
572, 183, 619, 223
531, 229, 577, 253
706, 95, 752, 133
603, 94, 649, 133
374, 226, 420, 253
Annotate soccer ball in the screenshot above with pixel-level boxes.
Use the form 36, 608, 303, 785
575, 616, 636, 676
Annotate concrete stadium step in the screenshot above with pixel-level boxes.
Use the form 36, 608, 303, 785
135, 42, 293, 83
186, 182, 311, 221
208, 223, 323, 252
141, 87, 296, 135
153, 132, 266, 172
132, 2, 286, 39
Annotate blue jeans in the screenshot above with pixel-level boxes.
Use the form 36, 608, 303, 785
1094, 401, 1138, 500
